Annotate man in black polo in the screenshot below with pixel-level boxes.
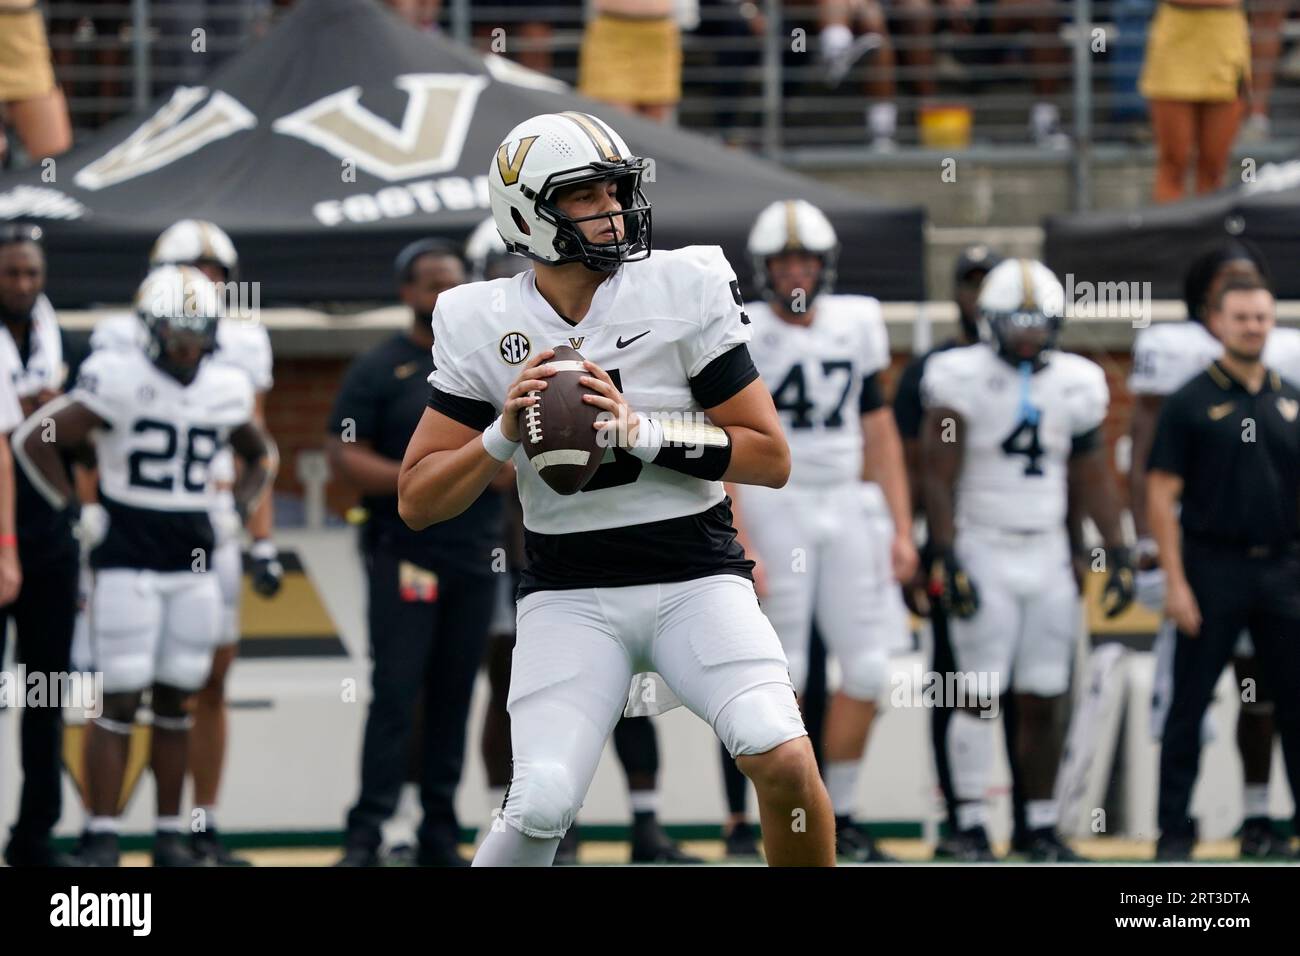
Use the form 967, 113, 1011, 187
1148, 275, 1300, 860
329, 239, 502, 867
0, 224, 84, 867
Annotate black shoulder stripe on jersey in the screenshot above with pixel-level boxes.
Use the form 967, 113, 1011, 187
859, 372, 884, 414
427, 386, 496, 432
690, 344, 759, 409
1071, 425, 1102, 457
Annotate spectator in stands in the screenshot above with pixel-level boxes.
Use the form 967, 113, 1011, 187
992, 0, 1070, 147
579, 0, 683, 123
1139, 0, 1249, 202
1241, 0, 1290, 140
0, 0, 71, 164
384, 0, 441, 31
819, 0, 938, 151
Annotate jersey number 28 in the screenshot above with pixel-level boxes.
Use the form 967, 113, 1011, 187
128, 419, 220, 492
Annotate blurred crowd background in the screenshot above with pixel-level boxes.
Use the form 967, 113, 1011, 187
3, 0, 1299, 205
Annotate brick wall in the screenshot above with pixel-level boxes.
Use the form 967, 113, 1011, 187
270, 350, 1139, 521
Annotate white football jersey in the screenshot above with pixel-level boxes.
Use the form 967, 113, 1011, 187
746, 294, 889, 486
921, 343, 1108, 532
429, 245, 751, 538
91, 313, 271, 488
1130, 320, 1300, 395
72, 348, 254, 512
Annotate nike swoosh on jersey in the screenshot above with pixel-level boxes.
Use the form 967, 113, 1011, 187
616, 330, 651, 349
1208, 401, 1236, 421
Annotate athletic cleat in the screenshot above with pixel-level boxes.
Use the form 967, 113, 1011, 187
4, 837, 75, 867
333, 843, 381, 867
836, 820, 897, 862
1155, 833, 1193, 862
1026, 828, 1083, 862
554, 824, 580, 865
1239, 818, 1297, 860
724, 821, 761, 860
154, 831, 213, 867
936, 826, 997, 862
382, 844, 416, 866
75, 831, 121, 867
630, 818, 703, 864
416, 842, 470, 867
192, 827, 253, 866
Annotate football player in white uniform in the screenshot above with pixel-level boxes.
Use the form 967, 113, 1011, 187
401, 111, 834, 866
730, 199, 916, 861
1129, 241, 1300, 859
86, 219, 281, 865
15, 267, 273, 866
920, 259, 1135, 861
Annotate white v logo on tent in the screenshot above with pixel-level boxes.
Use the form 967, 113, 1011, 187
74, 87, 257, 191
272, 73, 487, 182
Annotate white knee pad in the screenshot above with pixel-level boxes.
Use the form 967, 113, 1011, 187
715, 681, 807, 758
839, 646, 889, 701
1012, 660, 1071, 698
503, 760, 579, 839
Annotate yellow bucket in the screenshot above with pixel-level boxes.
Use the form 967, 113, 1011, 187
919, 104, 972, 149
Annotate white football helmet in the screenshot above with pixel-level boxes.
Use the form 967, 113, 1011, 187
465, 215, 528, 281
746, 199, 839, 308
488, 111, 651, 273
976, 258, 1065, 365
150, 219, 239, 280
134, 265, 221, 380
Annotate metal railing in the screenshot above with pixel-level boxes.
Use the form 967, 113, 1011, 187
32, 0, 1300, 210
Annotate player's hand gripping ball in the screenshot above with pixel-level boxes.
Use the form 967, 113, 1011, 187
517, 345, 605, 495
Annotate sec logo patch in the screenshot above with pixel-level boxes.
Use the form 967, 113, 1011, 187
500, 331, 531, 365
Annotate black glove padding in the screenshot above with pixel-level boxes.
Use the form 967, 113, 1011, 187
927, 549, 979, 620
250, 540, 284, 598
1101, 546, 1136, 619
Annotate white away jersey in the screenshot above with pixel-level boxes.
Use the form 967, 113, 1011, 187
746, 294, 888, 486
91, 313, 271, 491
1130, 320, 1300, 395
73, 348, 254, 512
922, 343, 1108, 532
91, 313, 273, 391
431, 246, 751, 539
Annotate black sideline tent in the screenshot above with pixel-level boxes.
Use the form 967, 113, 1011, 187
0, 0, 925, 306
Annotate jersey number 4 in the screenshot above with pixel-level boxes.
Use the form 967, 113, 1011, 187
128, 419, 220, 492
1000, 417, 1045, 476
582, 368, 643, 492
772, 361, 853, 429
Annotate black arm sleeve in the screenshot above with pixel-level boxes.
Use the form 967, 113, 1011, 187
690, 344, 760, 409
426, 385, 497, 432
1070, 425, 1103, 457
859, 372, 884, 414
892, 355, 927, 438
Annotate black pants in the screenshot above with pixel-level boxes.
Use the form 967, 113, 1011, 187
345, 548, 494, 852
1158, 541, 1300, 839
0, 546, 79, 850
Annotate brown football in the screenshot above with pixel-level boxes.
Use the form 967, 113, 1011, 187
517, 345, 605, 495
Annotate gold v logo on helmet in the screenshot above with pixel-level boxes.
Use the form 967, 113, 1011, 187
559, 111, 621, 161
496, 135, 539, 187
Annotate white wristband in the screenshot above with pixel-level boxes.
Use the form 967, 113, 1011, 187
481, 416, 519, 462
628, 416, 663, 463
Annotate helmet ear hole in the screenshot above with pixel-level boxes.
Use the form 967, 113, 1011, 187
510, 207, 532, 236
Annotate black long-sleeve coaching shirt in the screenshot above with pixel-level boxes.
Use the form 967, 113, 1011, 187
1147, 360, 1300, 549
